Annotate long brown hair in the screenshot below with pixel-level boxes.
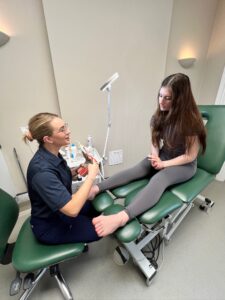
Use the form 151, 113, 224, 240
152, 73, 206, 153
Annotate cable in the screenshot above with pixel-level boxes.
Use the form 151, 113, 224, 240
157, 238, 165, 271
142, 234, 164, 269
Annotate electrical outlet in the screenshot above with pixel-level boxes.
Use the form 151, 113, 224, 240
109, 149, 123, 165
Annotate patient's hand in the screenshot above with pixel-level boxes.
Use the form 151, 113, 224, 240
148, 154, 164, 170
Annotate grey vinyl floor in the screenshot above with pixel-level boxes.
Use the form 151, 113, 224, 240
1, 180, 225, 300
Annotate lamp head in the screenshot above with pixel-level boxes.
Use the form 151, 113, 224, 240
100, 72, 119, 91
0, 31, 10, 47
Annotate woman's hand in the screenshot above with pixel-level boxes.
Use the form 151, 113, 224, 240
148, 154, 165, 170
70, 167, 78, 177
87, 161, 99, 180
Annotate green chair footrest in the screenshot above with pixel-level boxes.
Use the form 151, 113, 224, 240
103, 204, 141, 243
111, 179, 149, 198
125, 188, 183, 224
97, 167, 216, 241
92, 192, 114, 212
170, 168, 215, 203
115, 219, 141, 243
138, 191, 183, 224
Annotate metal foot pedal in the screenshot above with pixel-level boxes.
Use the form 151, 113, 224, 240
10, 271, 22, 296
23, 273, 35, 290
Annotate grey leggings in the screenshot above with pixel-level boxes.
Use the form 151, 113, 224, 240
97, 157, 196, 219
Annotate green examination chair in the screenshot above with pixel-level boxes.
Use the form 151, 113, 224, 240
0, 188, 86, 300
92, 105, 225, 285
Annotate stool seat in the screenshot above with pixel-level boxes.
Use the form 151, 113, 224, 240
12, 218, 85, 273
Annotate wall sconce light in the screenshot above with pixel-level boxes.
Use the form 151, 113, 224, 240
178, 57, 196, 68
0, 31, 10, 47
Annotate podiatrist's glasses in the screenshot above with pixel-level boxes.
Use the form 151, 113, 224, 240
57, 123, 69, 133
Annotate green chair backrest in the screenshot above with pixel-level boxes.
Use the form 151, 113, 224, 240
198, 105, 225, 174
0, 189, 19, 262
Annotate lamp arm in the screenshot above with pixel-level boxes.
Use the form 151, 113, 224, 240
107, 86, 112, 127
100, 73, 119, 179
102, 87, 112, 160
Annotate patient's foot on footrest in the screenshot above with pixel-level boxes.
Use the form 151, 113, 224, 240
92, 204, 141, 242
92, 207, 129, 237
115, 218, 141, 243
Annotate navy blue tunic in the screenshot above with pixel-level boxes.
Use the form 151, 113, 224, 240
27, 146, 100, 244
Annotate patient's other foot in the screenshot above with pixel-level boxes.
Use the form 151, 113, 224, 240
92, 211, 129, 237
88, 185, 100, 200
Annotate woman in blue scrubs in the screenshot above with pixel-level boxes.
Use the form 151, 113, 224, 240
24, 113, 100, 244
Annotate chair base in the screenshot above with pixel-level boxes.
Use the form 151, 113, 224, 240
1, 242, 15, 265
114, 195, 213, 286
18, 264, 73, 300
122, 235, 158, 286
50, 265, 73, 300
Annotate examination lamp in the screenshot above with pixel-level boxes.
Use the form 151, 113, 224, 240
100, 72, 119, 178
100, 72, 119, 91
0, 31, 10, 47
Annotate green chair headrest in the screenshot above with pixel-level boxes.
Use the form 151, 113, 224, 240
198, 105, 225, 174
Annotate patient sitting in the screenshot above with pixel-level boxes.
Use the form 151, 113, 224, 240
89, 73, 206, 237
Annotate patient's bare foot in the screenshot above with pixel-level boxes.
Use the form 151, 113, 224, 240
92, 211, 129, 237
88, 185, 100, 200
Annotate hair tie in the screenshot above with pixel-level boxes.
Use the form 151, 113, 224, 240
22, 127, 33, 142
26, 130, 33, 142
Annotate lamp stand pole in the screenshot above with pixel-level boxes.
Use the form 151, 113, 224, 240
101, 85, 112, 179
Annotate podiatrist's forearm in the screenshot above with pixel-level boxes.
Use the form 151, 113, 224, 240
60, 176, 95, 217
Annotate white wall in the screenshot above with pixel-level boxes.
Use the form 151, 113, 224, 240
199, 0, 225, 104
42, 0, 174, 177
0, 148, 16, 196
165, 0, 218, 103
0, 0, 225, 194
0, 0, 59, 193
200, 0, 225, 181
